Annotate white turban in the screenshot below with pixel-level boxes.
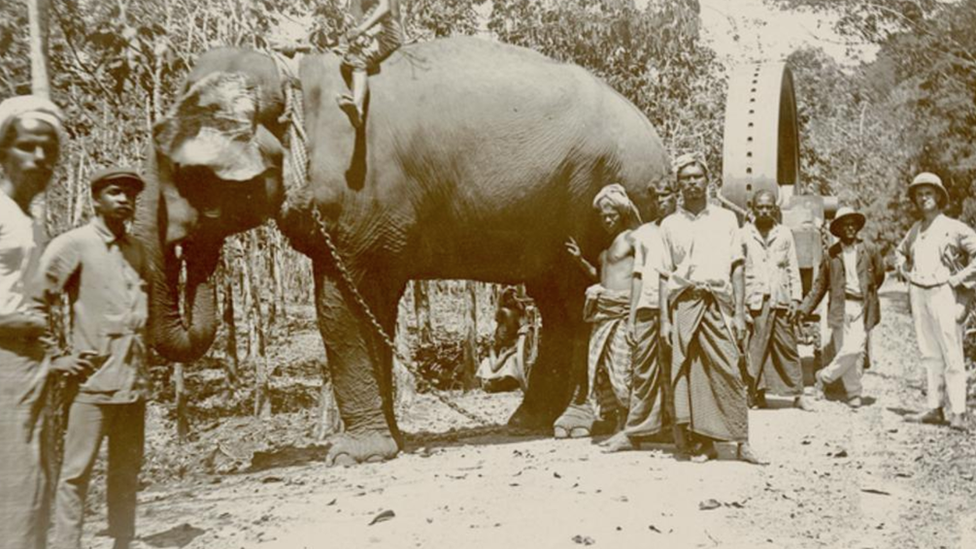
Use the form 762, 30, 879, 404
0, 95, 66, 146
673, 152, 709, 180
593, 183, 642, 224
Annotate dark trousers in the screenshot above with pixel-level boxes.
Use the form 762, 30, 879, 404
52, 400, 145, 549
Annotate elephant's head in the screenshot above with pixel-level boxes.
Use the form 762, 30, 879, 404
136, 52, 286, 362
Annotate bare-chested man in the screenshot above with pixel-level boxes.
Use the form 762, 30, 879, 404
556, 183, 641, 438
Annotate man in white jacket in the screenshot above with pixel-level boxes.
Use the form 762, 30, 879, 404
897, 172, 976, 431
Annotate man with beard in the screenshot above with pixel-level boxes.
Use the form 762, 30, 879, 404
39, 168, 149, 549
602, 178, 677, 452
558, 183, 641, 438
659, 153, 763, 464
798, 206, 885, 409
897, 173, 976, 431
0, 95, 93, 549
741, 190, 811, 411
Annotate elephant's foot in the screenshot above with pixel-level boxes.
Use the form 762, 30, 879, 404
506, 402, 556, 434
325, 431, 399, 467
553, 403, 596, 439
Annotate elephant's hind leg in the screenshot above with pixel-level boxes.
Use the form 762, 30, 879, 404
313, 263, 401, 465
508, 278, 589, 433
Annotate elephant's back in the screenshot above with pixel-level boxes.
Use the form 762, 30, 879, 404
299, 37, 669, 279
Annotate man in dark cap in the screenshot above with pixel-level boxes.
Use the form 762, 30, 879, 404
798, 206, 885, 409
37, 167, 149, 549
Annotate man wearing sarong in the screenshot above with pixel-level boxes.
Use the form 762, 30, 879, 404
798, 207, 885, 409
557, 183, 641, 437
897, 173, 976, 431
0, 95, 94, 549
660, 153, 763, 464
741, 190, 811, 411
602, 178, 677, 452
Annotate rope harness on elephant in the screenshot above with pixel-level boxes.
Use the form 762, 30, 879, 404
270, 53, 491, 426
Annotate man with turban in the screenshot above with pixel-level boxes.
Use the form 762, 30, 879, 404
0, 95, 90, 549
556, 183, 641, 438
660, 153, 763, 464
602, 177, 678, 452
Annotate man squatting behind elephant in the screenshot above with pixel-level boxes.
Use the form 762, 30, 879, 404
0, 95, 98, 549
36, 168, 150, 549
561, 184, 642, 438
659, 153, 763, 464
741, 190, 812, 412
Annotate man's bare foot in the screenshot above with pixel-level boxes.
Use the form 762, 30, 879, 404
336, 94, 363, 128
794, 396, 813, 411
689, 440, 718, 463
737, 442, 768, 465
601, 432, 637, 453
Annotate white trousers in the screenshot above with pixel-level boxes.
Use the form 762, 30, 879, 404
822, 299, 866, 398
909, 283, 968, 415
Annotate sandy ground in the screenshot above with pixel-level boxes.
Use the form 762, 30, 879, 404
77, 283, 976, 549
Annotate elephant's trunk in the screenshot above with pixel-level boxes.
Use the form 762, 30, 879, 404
135, 147, 219, 363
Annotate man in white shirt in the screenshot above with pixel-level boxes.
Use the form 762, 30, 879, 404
0, 95, 91, 549
897, 172, 976, 431
798, 207, 885, 409
659, 153, 762, 464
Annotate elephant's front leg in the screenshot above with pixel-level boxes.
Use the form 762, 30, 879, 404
314, 265, 401, 466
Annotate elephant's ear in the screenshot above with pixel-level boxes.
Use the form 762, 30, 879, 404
155, 72, 278, 182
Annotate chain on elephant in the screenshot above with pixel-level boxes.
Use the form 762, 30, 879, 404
271, 54, 491, 427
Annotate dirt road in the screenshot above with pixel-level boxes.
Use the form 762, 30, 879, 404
81, 285, 976, 549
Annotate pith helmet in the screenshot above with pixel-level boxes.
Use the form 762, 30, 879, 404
830, 206, 866, 237
908, 172, 948, 206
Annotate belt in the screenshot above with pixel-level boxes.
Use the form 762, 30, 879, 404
909, 279, 948, 290
844, 293, 864, 301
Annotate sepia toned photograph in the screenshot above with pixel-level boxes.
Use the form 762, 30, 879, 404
1, 1, 975, 547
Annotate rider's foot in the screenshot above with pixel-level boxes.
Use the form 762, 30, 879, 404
336, 94, 363, 128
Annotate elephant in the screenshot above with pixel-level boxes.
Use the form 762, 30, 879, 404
136, 36, 671, 465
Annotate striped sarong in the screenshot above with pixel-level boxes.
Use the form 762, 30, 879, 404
671, 288, 748, 442
747, 298, 802, 397
0, 337, 50, 549
583, 285, 632, 421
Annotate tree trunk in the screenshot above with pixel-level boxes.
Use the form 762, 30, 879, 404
393, 307, 416, 406
173, 362, 189, 442
221, 259, 239, 385
315, 357, 342, 439
461, 280, 479, 391
27, 0, 51, 99
412, 280, 432, 346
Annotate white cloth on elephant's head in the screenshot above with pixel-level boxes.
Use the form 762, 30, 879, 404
0, 95, 65, 145
155, 72, 271, 182
592, 183, 642, 225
